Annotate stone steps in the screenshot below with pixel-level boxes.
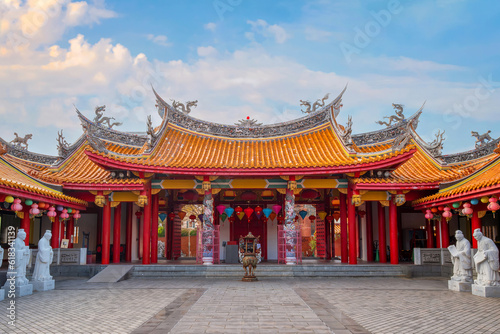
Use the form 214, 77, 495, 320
131, 264, 408, 278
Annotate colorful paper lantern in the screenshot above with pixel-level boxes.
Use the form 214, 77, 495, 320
56, 205, 63, 212
216, 205, 226, 215
73, 210, 81, 220
481, 196, 489, 204
269, 212, 277, 221
470, 198, 479, 205
244, 207, 254, 218
178, 211, 186, 220
317, 211, 327, 221
60, 209, 69, 219
11, 198, 23, 211
236, 212, 245, 220
5, 196, 14, 203
487, 197, 500, 217
189, 214, 196, 220
262, 208, 272, 218
29, 203, 40, 215
47, 206, 57, 218
431, 207, 438, 213
425, 209, 433, 220
25, 199, 33, 206
452, 202, 461, 209
220, 213, 228, 222
67, 208, 72, 214
308, 215, 316, 221
159, 213, 168, 222
235, 206, 243, 213
224, 207, 234, 217
298, 210, 308, 220
198, 214, 204, 222
333, 211, 341, 220
462, 203, 473, 216
442, 207, 452, 221
272, 205, 281, 214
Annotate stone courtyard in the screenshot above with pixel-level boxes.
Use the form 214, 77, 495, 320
1, 276, 499, 334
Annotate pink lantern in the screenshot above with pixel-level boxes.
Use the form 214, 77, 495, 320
73, 210, 81, 220
462, 202, 473, 216
11, 198, 23, 211
442, 207, 452, 221
425, 209, 433, 220
29, 203, 40, 215
60, 209, 69, 219
487, 197, 500, 217
272, 205, 282, 214
216, 205, 226, 215
47, 206, 57, 218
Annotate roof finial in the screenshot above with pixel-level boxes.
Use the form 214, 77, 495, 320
472, 130, 493, 148
376, 103, 405, 127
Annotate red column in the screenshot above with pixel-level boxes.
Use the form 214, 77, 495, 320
366, 202, 373, 262
389, 198, 399, 264
102, 198, 111, 265
113, 203, 122, 263
440, 216, 449, 248
66, 216, 74, 248
426, 218, 434, 248
347, 188, 357, 264
435, 220, 441, 248
378, 202, 387, 263
51, 212, 60, 249
96, 210, 102, 246
21, 207, 30, 246
339, 192, 348, 263
471, 211, 481, 248
125, 203, 133, 262
151, 194, 159, 263
142, 186, 152, 264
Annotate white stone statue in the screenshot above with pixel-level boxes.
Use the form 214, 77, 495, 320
33, 230, 54, 282
10, 229, 30, 286
158, 240, 165, 258
449, 230, 472, 283
473, 228, 499, 287
0, 246, 3, 267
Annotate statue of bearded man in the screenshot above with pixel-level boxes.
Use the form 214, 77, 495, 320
32, 230, 54, 282
473, 228, 499, 287
449, 230, 472, 283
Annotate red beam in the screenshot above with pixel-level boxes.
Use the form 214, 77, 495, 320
353, 183, 439, 190
63, 183, 145, 191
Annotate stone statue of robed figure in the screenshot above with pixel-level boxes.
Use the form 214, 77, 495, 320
33, 230, 55, 291
2, 229, 33, 297
448, 230, 472, 283
473, 228, 499, 287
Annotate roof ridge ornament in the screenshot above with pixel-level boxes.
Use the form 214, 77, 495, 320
472, 130, 493, 148
377, 103, 405, 127
10, 132, 32, 150
57, 130, 71, 158
338, 115, 354, 150
427, 130, 446, 156
93, 105, 122, 129
146, 115, 158, 149
170, 99, 198, 114
300, 93, 330, 114
235, 116, 262, 127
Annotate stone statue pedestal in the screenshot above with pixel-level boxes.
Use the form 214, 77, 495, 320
0, 289, 4, 301
7, 284, 33, 298
448, 280, 472, 292
33, 279, 55, 292
472, 284, 500, 298
202, 256, 213, 265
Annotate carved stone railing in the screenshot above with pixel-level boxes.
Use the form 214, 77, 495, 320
441, 137, 500, 164
166, 105, 330, 138
0, 138, 59, 165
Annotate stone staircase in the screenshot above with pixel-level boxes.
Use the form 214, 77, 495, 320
130, 264, 409, 278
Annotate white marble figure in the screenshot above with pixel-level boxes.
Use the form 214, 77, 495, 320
158, 240, 165, 258
0, 246, 3, 267
32, 230, 54, 282
473, 228, 500, 287
9, 229, 30, 286
449, 230, 472, 283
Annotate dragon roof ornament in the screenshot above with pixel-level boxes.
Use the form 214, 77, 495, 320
300, 93, 330, 114
0, 137, 59, 165
93, 105, 122, 129
441, 136, 500, 164
235, 117, 262, 127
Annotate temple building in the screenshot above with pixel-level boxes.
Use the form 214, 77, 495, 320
1, 87, 499, 266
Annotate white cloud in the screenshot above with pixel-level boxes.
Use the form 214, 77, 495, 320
197, 46, 218, 58
204, 22, 216, 31
247, 19, 290, 44
146, 34, 171, 47
304, 27, 333, 42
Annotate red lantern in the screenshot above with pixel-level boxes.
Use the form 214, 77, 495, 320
462, 203, 473, 216
189, 214, 196, 220
277, 215, 284, 224
178, 211, 186, 220
169, 212, 176, 220
431, 207, 438, 213
437, 206, 444, 211
358, 210, 366, 218
135, 211, 143, 218
308, 215, 316, 221
244, 207, 254, 218
235, 206, 243, 213
332, 211, 340, 221
255, 206, 263, 213
229, 216, 235, 223
325, 215, 333, 222
425, 209, 433, 220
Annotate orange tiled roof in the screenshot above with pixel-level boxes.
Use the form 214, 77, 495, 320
0, 157, 87, 205
354, 144, 493, 185
88, 123, 416, 170
413, 156, 500, 205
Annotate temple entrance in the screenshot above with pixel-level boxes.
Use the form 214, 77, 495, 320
178, 204, 202, 258
231, 214, 267, 260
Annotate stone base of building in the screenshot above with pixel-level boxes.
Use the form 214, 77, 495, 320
33, 279, 55, 292
448, 280, 472, 292
472, 284, 500, 298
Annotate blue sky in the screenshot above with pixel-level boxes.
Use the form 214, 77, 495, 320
1, 0, 499, 155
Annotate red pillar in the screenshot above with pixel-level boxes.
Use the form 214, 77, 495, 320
366, 202, 373, 262
125, 203, 133, 262
435, 220, 441, 248
389, 199, 398, 264
347, 188, 357, 264
102, 198, 111, 265
21, 207, 30, 246
440, 216, 449, 248
151, 194, 159, 263
339, 192, 348, 263
66, 216, 74, 248
113, 203, 122, 263
426, 218, 434, 248
96, 210, 102, 246
471, 211, 481, 248
377, 202, 387, 263
142, 186, 152, 264
51, 212, 60, 249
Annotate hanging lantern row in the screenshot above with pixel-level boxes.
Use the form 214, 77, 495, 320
2, 197, 80, 219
